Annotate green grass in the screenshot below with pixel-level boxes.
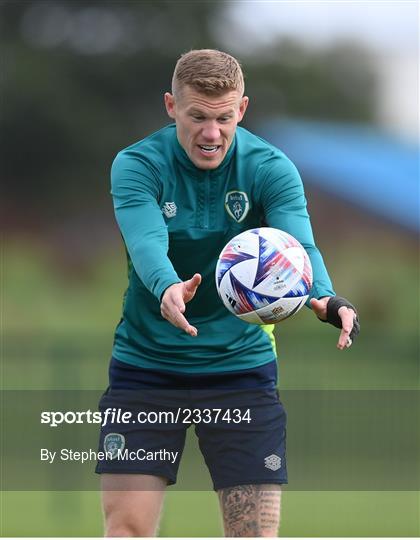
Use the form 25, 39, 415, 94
1, 490, 419, 537
2, 239, 419, 536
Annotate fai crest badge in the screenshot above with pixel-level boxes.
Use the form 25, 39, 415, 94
224, 191, 249, 223
104, 433, 125, 459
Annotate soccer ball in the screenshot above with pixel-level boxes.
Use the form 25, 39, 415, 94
215, 227, 313, 324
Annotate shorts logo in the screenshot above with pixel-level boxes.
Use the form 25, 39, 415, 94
264, 454, 282, 471
225, 191, 249, 223
104, 433, 125, 460
162, 202, 177, 218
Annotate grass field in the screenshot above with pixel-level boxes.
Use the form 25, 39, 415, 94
2, 490, 419, 536
2, 240, 419, 536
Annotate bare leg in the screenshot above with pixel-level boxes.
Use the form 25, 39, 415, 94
101, 474, 167, 537
218, 484, 282, 537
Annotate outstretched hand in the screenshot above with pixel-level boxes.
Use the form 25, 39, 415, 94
161, 274, 202, 336
310, 297, 358, 350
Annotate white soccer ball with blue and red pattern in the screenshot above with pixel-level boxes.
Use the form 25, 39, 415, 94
215, 227, 313, 324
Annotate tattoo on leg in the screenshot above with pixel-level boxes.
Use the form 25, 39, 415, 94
218, 484, 281, 537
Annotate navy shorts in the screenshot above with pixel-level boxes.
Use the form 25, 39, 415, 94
96, 358, 287, 491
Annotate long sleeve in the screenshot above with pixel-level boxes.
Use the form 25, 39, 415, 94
111, 151, 181, 300
258, 156, 335, 300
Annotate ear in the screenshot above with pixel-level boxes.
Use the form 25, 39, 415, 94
237, 96, 249, 122
164, 92, 176, 119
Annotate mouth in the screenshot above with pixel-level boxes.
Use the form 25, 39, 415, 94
197, 144, 221, 155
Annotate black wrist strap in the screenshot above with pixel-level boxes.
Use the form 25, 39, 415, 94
326, 296, 360, 341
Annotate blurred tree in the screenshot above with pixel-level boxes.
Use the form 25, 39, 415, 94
242, 39, 376, 127
0, 0, 376, 236
0, 0, 220, 225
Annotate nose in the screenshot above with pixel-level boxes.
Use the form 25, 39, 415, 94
201, 121, 220, 141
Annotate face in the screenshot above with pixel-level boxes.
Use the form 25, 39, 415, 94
164, 86, 249, 170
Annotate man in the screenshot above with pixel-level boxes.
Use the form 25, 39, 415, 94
96, 49, 359, 537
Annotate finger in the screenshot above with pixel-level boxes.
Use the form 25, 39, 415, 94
186, 325, 198, 337
184, 274, 202, 303
170, 309, 198, 337
310, 298, 323, 310
185, 273, 202, 294
310, 298, 327, 319
336, 308, 351, 347
339, 307, 356, 329
337, 330, 353, 349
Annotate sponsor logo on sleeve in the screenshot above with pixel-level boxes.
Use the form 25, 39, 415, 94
162, 202, 177, 218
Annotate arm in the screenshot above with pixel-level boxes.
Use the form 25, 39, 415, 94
259, 157, 359, 348
259, 157, 334, 300
111, 152, 180, 300
111, 152, 201, 334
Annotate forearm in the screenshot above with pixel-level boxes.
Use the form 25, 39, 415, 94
266, 211, 335, 300
302, 244, 335, 300
261, 162, 335, 301
115, 202, 181, 300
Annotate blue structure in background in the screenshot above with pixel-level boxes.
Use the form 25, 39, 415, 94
260, 119, 419, 232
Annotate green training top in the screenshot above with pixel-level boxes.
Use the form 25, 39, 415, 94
111, 124, 335, 373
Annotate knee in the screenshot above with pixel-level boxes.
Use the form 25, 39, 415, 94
105, 518, 156, 537
104, 505, 157, 537
101, 475, 165, 537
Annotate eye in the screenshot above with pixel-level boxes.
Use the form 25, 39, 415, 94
191, 114, 205, 121
219, 116, 231, 123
